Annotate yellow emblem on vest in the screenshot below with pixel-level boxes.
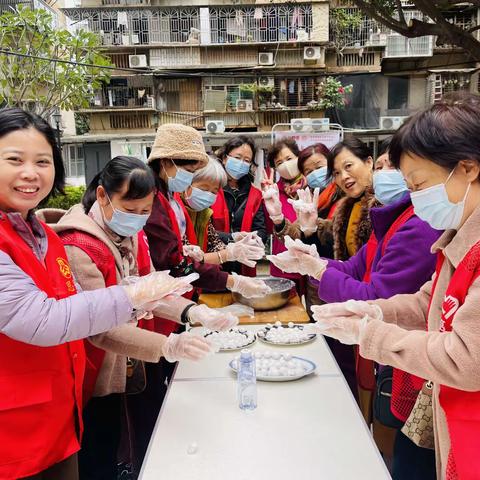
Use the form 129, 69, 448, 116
56, 257, 72, 279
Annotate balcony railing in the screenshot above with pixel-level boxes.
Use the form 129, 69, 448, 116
384, 34, 433, 58
63, 4, 313, 46
90, 86, 155, 109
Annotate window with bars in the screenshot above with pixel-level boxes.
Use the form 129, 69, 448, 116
92, 84, 154, 108
65, 145, 85, 178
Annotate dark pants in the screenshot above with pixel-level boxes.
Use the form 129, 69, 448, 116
78, 394, 122, 480
22, 454, 79, 480
392, 431, 436, 480
127, 358, 175, 474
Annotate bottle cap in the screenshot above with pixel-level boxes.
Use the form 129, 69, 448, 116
240, 349, 252, 360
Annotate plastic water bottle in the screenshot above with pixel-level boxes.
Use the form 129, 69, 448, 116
237, 349, 257, 410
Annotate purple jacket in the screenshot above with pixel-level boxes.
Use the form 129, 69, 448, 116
317, 193, 442, 303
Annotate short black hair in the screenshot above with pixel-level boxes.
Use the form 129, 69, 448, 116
377, 136, 392, 158
82, 156, 156, 212
327, 137, 372, 178
217, 135, 257, 165
0, 107, 65, 203
390, 92, 480, 171
267, 138, 300, 168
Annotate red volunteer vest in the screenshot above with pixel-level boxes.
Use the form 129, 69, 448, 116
211, 186, 263, 277
357, 206, 415, 392
430, 241, 480, 480
60, 229, 167, 400
0, 214, 84, 479
173, 193, 206, 249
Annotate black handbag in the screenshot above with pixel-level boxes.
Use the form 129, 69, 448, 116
373, 366, 404, 429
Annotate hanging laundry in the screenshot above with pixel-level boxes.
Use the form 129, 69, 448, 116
254, 8, 263, 20
288, 80, 295, 94
117, 11, 128, 27
291, 7, 304, 28
235, 10, 244, 26
138, 89, 146, 98
280, 80, 287, 91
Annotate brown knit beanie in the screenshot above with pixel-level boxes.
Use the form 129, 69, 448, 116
148, 123, 209, 165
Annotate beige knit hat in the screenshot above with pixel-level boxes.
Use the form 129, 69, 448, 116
148, 123, 209, 165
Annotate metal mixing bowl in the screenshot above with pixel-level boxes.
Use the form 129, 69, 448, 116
231, 276, 295, 311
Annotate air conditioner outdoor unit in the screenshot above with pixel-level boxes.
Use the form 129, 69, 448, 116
291, 118, 311, 132
379, 116, 408, 130
206, 120, 225, 134
258, 76, 275, 88
304, 46, 322, 61
258, 52, 274, 66
236, 99, 253, 112
129, 54, 148, 68
311, 118, 330, 132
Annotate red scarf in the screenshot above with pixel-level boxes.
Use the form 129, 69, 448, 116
211, 185, 263, 277
430, 241, 480, 479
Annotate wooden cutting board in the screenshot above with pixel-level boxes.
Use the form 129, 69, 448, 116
198, 292, 310, 325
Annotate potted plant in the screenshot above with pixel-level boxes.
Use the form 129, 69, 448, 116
314, 77, 353, 111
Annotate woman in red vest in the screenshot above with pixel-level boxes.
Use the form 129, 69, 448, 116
136, 124, 270, 468
50, 156, 227, 480
310, 93, 480, 480
0, 109, 191, 480
211, 136, 268, 275
179, 156, 265, 269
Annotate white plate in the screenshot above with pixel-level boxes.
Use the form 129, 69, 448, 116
204, 329, 256, 352
257, 325, 316, 346
229, 356, 316, 382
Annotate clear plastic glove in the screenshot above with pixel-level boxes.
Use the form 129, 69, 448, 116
232, 231, 264, 249
305, 312, 369, 345
267, 236, 327, 279
309, 300, 383, 322
215, 303, 254, 318
262, 184, 283, 223
287, 187, 319, 235
162, 331, 213, 362
225, 233, 265, 267
182, 244, 204, 262
187, 304, 239, 331
227, 273, 272, 298
122, 271, 199, 312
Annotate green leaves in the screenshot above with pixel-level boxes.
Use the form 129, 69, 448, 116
0, 5, 113, 117
316, 77, 353, 110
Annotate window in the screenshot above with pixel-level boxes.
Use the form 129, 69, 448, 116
388, 76, 409, 110
65, 145, 85, 178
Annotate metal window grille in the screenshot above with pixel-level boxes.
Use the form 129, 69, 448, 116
92, 86, 153, 108
385, 34, 433, 57
207, 5, 313, 44
65, 145, 85, 178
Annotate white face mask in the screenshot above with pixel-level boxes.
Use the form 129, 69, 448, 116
276, 159, 300, 180
410, 168, 471, 230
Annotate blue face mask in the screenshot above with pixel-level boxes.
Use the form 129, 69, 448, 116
185, 187, 217, 211
225, 156, 250, 180
103, 196, 149, 237
165, 162, 194, 193
373, 169, 408, 205
306, 167, 329, 190
410, 168, 471, 230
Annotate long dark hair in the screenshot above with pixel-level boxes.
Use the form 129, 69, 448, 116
0, 107, 65, 203
82, 156, 156, 213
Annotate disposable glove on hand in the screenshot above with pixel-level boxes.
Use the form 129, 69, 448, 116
227, 273, 272, 298
306, 311, 369, 345
162, 331, 213, 363
182, 244, 205, 262
225, 233, 265, 267
232, 231, 264, 249
267, 236, 327, 279
122, 271, 199, 312
287, 187, 319, 234
262, 184, 283, 223
309, 300, 383, 323
187, 304, 239, 331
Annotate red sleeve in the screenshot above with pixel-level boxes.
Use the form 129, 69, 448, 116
145, 196, 228, 291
